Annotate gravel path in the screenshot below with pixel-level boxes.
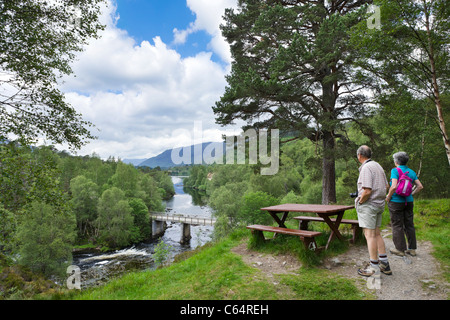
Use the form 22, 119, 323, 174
323, 229, 448, 300
232, 228, 448, 300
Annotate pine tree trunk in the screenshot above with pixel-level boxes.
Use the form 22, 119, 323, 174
322, 130, 336, 205
321, 69, 337, 204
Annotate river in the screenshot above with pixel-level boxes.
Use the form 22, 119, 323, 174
72, 176, 214, 289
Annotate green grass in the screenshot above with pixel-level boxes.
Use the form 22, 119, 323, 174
71, 235, 277, 300
413, 199, 450, 282
278, 268, 369, 300
57, 198, 448, 300
66, 230, 373, 300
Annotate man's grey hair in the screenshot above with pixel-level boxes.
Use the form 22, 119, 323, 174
393, 151, 409, 165
357, 145, 372, 159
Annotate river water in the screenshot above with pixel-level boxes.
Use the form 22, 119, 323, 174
72, 176, 214, 288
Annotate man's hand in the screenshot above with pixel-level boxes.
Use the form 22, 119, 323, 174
359, 187, 372, 204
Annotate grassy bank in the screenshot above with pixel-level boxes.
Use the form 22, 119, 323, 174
413, 199, 450, 282
69, 230, 371, 300
4, 198, 446, 300
65, 198, 447, 300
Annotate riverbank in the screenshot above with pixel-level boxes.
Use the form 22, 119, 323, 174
69, 176, 214, 289
0, 175, 215, 299
69, 230, 374, 300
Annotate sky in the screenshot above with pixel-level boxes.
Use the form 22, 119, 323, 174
60, 0, 239, 160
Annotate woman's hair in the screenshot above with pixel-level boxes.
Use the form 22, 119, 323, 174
393, 151, 409, 165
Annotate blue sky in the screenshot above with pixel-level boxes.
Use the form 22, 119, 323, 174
116, 0, 193, 43
60, 0, 239, 160
115, 0, 214, 60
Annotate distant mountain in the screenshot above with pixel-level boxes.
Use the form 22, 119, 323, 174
137, 141, 226, 169
136, 148, 177, 169
122, 158, 147, 166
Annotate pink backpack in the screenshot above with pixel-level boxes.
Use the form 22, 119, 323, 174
396, 168, 413, 197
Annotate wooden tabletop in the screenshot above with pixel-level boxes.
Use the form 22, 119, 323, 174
260, 203, 355, 214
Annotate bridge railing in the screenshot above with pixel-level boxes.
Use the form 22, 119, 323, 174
150, 212, 216, 226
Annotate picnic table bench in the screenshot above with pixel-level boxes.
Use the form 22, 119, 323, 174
259, 204, 355, 250
247, 225, 322, 251
292, 216, 361, 244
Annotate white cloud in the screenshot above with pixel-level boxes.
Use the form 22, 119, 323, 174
173, 23, 195, 45
172, 0, 238, 64
59, 1, 240, 160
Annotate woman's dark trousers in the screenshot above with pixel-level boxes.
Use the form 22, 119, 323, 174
388, 201, 417, 251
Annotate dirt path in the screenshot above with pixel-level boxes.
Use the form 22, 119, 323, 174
232, 228, 448, 300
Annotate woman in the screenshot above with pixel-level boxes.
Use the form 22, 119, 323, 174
386, 152, 424, 256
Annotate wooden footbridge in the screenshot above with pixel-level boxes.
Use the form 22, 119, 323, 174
150, 212, 216, 244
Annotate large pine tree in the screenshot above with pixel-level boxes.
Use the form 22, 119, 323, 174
214, 0, 373, 204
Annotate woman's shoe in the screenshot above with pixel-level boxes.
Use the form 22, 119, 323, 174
390, 247, 405, 257
406, 249, 416, 256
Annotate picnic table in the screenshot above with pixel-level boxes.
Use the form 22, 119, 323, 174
259, 203, 356, 250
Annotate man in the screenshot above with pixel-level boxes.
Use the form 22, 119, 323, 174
356, 145, 392, 276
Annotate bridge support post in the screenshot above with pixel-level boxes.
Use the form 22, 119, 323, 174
152, 220, 166, 239
180, 223, 191, 244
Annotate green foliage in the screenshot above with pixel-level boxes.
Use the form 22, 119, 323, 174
279, 190, 302, 205
209, 181, 250, 239
58, 198, 448, 301
0, 204, 14, 249
137, 174, 165, 212
14, 201, 76, 278
188, 127, 449, 243
0, 1, 107, 281
0, 0, 105, 149
96, 187, 134, 249
1, 0, 448, 293
60, 154, 169, 247
150, 170, 175, 199
370, 95, 450, 198
128, 198, 151, 243
239, 191, 279, 225
0, 144, 71, 247
110, 162, 140, 197
0, 252, 61, 300
153, 239, 172, 268
215, 0, 380, 203
350, 0, 449, 94
183, 165, 209, 190
0, 141, 170, 258
70, 175, 99, 240
413, 200, 450, 281
0, 145, 62, 211
349, 0, 450, 165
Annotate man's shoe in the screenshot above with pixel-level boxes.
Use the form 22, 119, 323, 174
379, 260, 392, 275
390, 247, 405, 257
358, 262, 379, 277
406, 249, 416, 256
